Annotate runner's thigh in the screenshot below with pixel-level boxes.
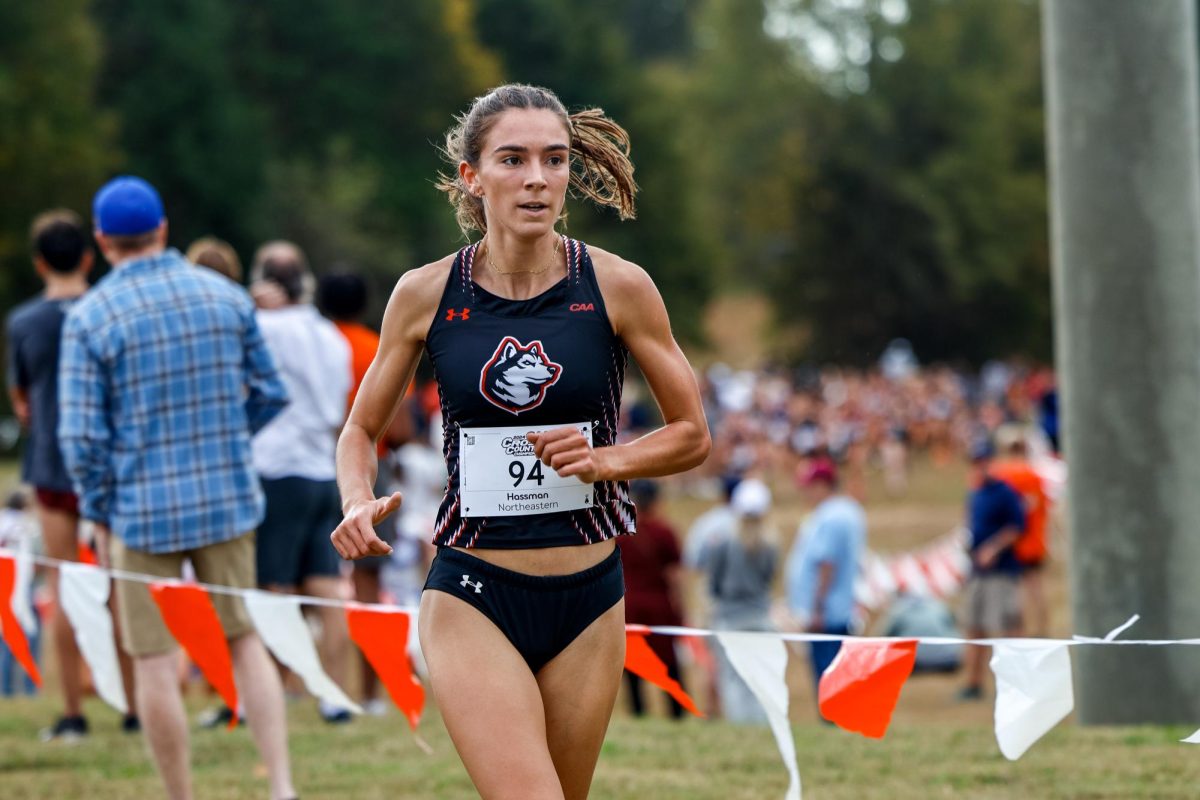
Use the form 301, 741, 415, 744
419, 589, 564, 800
536, 598, 626, 800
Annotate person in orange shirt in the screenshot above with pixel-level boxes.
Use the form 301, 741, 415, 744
316, 272, 377, 404
990, 427, 1050, 637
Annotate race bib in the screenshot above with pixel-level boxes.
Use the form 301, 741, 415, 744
459, 423, 594, 518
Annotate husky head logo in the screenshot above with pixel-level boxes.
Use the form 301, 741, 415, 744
479, 336, 563, 414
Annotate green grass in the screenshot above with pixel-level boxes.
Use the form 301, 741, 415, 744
1, 693, 1198, 799
0, 453, 1182, 798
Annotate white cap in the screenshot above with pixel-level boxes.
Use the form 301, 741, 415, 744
994, 423, 1026, 452
731, 479, 772, 518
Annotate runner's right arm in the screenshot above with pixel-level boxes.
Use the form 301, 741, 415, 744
332, 258, 448, 560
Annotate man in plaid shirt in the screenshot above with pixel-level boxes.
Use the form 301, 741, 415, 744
58, 176, 297, 800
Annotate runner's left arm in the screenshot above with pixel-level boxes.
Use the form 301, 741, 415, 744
530, 252, 710, 482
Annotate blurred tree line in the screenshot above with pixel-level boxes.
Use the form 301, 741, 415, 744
0, 0, 1048, 366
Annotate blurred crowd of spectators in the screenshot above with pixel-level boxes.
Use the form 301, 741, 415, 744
615, 345, 1062, 721
649, 345, 1060, 502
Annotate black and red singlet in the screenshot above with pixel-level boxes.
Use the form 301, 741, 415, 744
424, 237, 635, 549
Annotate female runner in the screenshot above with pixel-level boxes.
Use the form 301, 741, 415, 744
331, 83, 710, 800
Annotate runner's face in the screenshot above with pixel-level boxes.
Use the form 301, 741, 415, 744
465, 108, 570, 239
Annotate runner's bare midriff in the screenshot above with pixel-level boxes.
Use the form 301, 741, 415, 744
452, 538, 616, 576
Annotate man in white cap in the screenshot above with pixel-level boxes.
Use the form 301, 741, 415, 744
704, 478, 779, 723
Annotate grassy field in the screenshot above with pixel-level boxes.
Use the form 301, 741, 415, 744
2, 456, 1195, 798
2, 693, 1199, 799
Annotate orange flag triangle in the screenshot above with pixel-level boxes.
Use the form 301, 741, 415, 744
0, 555, 41, 687
624, 629, 704, 718
818, 639, 917, 738
346, 607, 424, 729
149, 583, 239, 729
77, 541, 99, 566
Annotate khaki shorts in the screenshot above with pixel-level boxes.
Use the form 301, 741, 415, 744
962, 573, 1022, 634
112, 532, 256, 657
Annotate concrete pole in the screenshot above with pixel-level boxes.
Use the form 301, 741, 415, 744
1042, 0, 1200, 723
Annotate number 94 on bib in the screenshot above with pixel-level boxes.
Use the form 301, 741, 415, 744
458, 423, 595, 518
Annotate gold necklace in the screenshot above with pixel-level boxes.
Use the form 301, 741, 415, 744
481, 235, 562, 276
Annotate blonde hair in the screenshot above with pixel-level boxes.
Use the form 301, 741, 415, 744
186, 237, 243, 282
435, 84, 638, 236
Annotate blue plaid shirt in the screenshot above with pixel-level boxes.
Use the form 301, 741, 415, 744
58, 249, 289, 554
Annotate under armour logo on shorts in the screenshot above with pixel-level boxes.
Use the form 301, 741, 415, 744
461, 575, 483, 594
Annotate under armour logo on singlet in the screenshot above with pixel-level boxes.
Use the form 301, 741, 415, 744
461, 575, 483, 594
446, 307, 471, 321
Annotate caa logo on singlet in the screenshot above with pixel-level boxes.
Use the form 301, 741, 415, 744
479, 336, 563, 414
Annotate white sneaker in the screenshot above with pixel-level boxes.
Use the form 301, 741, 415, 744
362, 698, 389, 717
318, 699, 353, 724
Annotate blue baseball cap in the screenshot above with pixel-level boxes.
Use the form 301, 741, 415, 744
93, 176, 164, 235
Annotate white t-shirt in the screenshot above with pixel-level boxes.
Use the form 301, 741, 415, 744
252, 305, 351, 481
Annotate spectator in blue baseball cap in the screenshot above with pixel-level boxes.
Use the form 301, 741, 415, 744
60, 175, 297, 798
92, 176, 167, 261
